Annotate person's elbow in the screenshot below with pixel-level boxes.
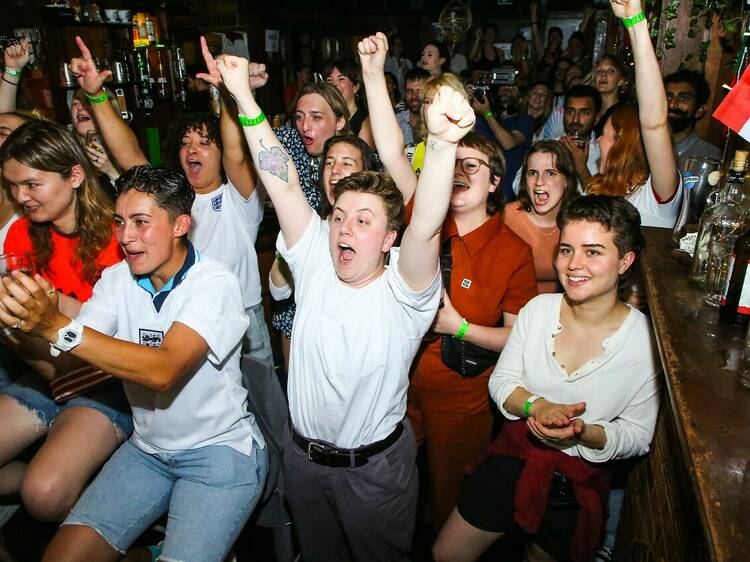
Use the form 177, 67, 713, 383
147, 355, 193, 392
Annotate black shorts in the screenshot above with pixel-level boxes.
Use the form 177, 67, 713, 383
457, 456, 578, 562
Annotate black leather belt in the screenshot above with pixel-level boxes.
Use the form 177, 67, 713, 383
292, 422, 404, 468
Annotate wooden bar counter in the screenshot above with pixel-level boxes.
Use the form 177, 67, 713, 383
614, 227, 750, 562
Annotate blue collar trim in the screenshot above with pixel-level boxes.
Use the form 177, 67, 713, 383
136, 241, 199, 312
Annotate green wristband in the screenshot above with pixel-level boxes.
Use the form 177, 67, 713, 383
523, 395, 541, 417
4, 67, 21, 77
238, 112, 266, 127
454, 318, 469, 340
85, 90, 108, 104
483, 110, 494, 119
275, 251, 285, 263
622, 12, 646, 28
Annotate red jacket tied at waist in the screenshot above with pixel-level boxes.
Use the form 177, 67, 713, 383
478, 420, 612, 562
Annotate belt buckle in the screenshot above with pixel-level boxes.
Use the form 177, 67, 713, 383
307, 441, 327, 461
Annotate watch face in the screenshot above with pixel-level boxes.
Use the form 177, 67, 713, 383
63, 330, 78, 344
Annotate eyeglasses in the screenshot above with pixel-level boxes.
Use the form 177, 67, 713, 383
455, 157, 491, 175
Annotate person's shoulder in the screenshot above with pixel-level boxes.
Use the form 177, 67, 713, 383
5, 217, 31, 249
520, 293, 561, 320
497, 212, 533, 249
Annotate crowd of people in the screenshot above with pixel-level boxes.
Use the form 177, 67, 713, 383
0, 0, 724, 560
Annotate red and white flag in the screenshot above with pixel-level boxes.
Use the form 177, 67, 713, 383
713, 65, 750, 142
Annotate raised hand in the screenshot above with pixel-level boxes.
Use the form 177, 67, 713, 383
4, 38, 30, 72
215, 55, 252, 100
196, 36, 222, 88
197, 36, 269, 93
69, 36, 111, 95
530, 398, 586, 428
610, 0, 642, 19
357, 32, 389, 75
425, 85, 475, 144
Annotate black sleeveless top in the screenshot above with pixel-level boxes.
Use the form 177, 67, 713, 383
350, 106, 368, 136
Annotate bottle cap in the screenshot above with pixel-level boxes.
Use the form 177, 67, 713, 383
731, 150, 749, 172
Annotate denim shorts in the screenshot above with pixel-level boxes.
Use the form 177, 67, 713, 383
1, 373, 133, 439
64, 439, 268, 562
244, 302, 274, 367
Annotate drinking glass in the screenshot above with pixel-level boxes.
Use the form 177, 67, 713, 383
673, 156, 721, 246
704, 236, 735, 307
0, 252, 34, 336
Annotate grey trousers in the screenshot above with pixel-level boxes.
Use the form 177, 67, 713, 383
282, 421, 418, 562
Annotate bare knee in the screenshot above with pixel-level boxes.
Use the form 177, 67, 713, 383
20, 471, 77, 521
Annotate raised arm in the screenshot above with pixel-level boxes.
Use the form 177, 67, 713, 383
473, 96, 527, 150
0, 39, 29, 112
217, 55, 312, 248
358, 33, 418, 202
197, 37, 257, 199
611, 0, 678, 200
530, 2, 545, 63
70, 36, 148, 170
399, 86, 474, 291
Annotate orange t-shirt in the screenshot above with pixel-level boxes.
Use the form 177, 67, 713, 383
503, 202, 561, 295
407, 209, 538, 387
4, 218, 123, 302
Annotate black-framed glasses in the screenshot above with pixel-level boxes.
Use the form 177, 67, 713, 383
455, 157, 491, 175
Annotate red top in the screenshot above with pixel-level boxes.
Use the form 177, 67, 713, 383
405, 202, 538, 386
476, 421, 611, 562
4, 218, 123, 302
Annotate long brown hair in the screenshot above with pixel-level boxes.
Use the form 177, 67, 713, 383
0, 120, 114, 282
518, 140, 578, 213
588, 104, 648, 196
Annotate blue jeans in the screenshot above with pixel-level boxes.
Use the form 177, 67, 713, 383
245, 302, 274, 367
2, 373, 133, 439
64, 439, 268, 562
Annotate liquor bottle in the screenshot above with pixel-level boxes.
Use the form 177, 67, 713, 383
132, 48, 154, 114
145, 15, 160, 46
689, 151, 749, 285
719, 156, 750, 324
154, 49, 169, 100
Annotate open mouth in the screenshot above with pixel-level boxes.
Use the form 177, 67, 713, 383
452, 181, 469, 192
186, 158, 203, 176
533, 189, 550, 206
125, 249, 145, 263
302, 135, 314, 146
337, 242, 356, 265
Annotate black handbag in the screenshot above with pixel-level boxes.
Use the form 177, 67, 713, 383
439, 238, 500, 378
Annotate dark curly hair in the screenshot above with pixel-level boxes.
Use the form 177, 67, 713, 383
163, 112, 224, 181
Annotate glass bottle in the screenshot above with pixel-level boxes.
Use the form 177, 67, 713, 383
689, 151, 749, 286
737, 322, 750, 388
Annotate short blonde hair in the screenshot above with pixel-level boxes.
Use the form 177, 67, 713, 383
417, 72, 468, 142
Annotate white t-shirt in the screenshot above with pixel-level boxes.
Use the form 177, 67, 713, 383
489, 293, 660, 463
77, 252, 264, 456
189, 182, 264, 309
0, 214, 19, 252
626, 175, 682, 229
278, 212, 442, 449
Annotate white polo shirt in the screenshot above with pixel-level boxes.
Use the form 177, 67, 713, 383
189, 182, 264, 309
489, 293, 660, 463
279, 212, 442, 449
77, 246, 264, 456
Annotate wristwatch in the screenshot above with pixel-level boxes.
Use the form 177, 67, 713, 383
49, 319, 84, 357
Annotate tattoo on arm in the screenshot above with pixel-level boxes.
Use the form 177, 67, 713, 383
258, 138, 290, 182
428, 139, 437, 150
